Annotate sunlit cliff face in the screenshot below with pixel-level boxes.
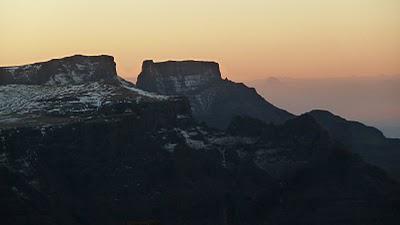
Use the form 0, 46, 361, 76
1, 0, 399, 81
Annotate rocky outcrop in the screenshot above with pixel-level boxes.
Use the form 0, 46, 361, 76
0, 55, 119, 85
137, 60, 293, 129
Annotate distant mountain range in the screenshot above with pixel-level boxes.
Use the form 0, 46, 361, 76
247, 76, 400, 138
0, 55, 399, 225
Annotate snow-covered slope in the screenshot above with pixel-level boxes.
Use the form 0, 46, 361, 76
0, 81, 180, 128
0, 55, 189, 128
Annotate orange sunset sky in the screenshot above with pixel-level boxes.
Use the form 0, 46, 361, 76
1, 0, 399, 81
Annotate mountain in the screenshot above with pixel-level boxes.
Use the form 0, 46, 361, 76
1, 55, 399, 225
136, 60, 293, 129
135, 61, 400, 180
308, 110, 400, 180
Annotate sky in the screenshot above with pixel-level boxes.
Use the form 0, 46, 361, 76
1, 0, 399, 81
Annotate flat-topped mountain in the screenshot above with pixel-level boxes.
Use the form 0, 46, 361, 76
0, 55, 119, 85
137, 60, 293, 128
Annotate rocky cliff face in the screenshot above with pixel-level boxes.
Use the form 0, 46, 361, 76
0, 55, 119, 85
137, 60, 293, 129
137, 60, 221, 94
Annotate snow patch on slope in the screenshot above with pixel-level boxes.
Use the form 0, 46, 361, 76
119, 78, 169, 100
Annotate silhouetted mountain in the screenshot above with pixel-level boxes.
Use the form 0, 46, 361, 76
308, 110, 400, 180
136, 60, 293, 129
0, 56, 399, 225
308, 110, 386, 144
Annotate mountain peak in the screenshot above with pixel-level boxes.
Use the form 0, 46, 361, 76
136, 59, 293, 128
0, 54, 118, 85
308, 109, 335, 116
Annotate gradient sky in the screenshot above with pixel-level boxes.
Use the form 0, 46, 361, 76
1, 0, 399, 81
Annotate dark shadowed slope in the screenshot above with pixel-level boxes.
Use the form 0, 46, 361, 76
308, 110, 400, 180
136, 60, 293, 129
